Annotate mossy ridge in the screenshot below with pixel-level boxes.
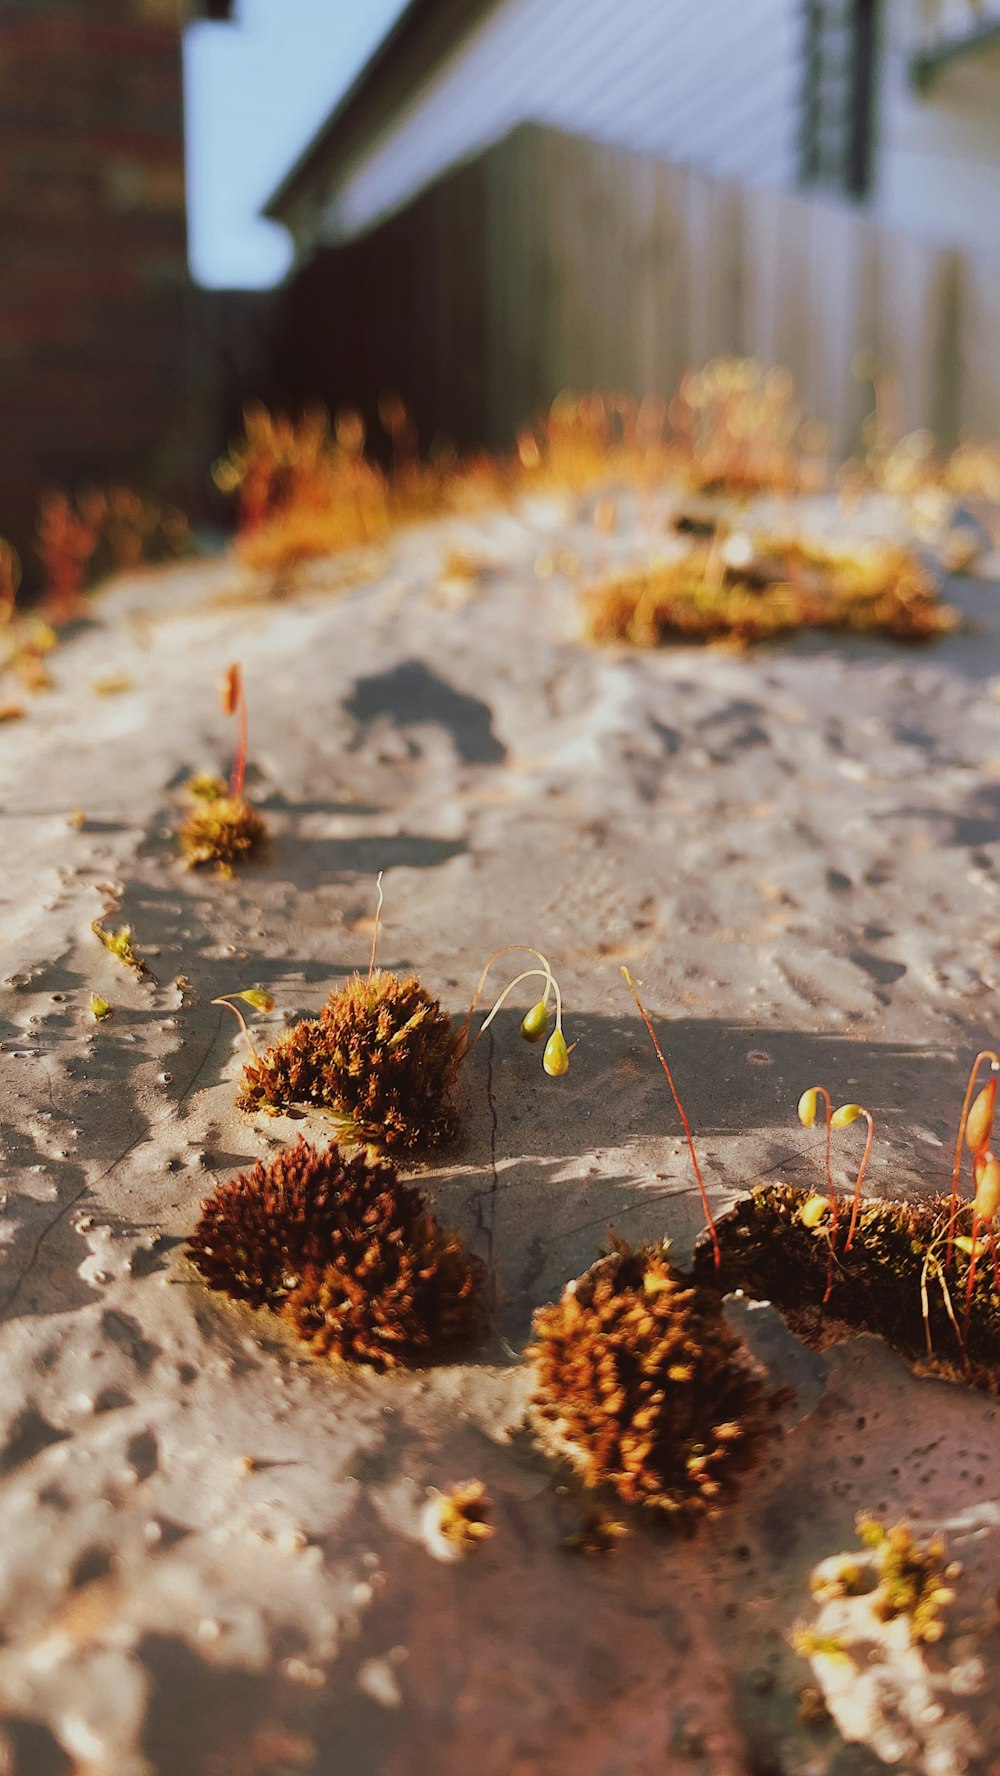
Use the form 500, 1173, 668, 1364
187, 1135, 485, 1372
237, 968, 461, 1156
691, 1182, 1000, 1388
586, 538, 956, 649
529, 1244, 773, 1522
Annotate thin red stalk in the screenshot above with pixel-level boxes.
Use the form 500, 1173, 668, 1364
622, 969, 720, 1274
821, 1095, 837, 1238
947, 1050, 1000, 1268
991, 1228, 1000, 1302
229, 671, 248, 802
844, 1111, 875, 1251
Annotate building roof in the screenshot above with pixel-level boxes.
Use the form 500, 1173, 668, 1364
263, 0, 490, 223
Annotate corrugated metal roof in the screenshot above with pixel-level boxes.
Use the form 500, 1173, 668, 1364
267, 0, 800, 240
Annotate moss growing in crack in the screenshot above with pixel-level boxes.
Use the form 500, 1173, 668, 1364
691, 1182, 1000, 1388
528, 1244, 773, 1522
92, 918, 147, 977
188, 1135, 485, 1370
237, 969, 461, 1156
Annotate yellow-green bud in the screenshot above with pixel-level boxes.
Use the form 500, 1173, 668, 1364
967, 1080, 997, 1155
236, 988, 275, 1012
800, 1194, 830, 1228
797, 1088, 819, 1128
520, 1000, 549, 1043
974, 1152, 1000, 1221
831, 1103, 863, 1128
543, 1029, 570, 1078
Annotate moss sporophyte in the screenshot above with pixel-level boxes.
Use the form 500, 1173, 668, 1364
179, 661, 268, 872
457, 945, 573, 1079
946, 1050, 1000, 1266
688, 1059, 1000, 1386
236, 891, 573, 1155
620, 967, 719, 1273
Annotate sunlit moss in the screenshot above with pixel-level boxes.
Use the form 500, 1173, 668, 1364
188, 1136, 485, 1371
178, 795, 268, 874
529, 1244, 773, 1521
693, 1182, 1000, 1388
238, 969, 461, 1156
586, 535, 956, 649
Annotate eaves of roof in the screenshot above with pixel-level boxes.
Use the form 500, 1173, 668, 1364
262, 0, 493, 223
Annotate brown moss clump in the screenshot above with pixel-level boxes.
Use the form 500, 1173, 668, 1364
187, 1135, 485, 1370
528, 1245, 772, 1522
179, 794, 268, 873
237, 969, 460, 1155
586, 536, 956, 649
692, 1182, 1000, 1387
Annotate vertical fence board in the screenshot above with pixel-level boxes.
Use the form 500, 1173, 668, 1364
874, 230, 963, 444
957, 252, 1000, 441
285, 120, 1000, 456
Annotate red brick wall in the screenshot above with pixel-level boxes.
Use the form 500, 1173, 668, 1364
0, 1, 196, 577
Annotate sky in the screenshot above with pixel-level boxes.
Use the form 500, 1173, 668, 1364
183, 0, 409, 290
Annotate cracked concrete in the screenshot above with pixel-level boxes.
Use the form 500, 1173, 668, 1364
2, 487, 1000, 1771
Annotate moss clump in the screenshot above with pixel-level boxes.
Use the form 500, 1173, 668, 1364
92, 917, 148, 977
692, 1182, 1000, 1386
563, 1509, 629, 1555
433, 1482, 493, 1552
188, 1136, 485, 1371
585, 537, 956, 649
797, 1516, 960, 1661
857, 1515, 959, 1646
529, 1245, 772, 1522
178, 794, 268, 873
237, 969, 460, 1155
185, 771, 228, 802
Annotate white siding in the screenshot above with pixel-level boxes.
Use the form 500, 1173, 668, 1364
873, 0, 1000, 261
322, 0, 801, 240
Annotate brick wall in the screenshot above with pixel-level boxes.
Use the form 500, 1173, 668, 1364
0, 0, 199, 579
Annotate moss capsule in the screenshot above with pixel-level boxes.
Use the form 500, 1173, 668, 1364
800, 1193, 830, 1228
520, 1000, 549, 1043
973, 1152, 1000, 1221
797, 1088, 819, 1128
543, 1029, 570, 1078
966, 1080, 997, 1155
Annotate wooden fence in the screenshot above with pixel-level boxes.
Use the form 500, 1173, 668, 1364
272, 120, 1000, 458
